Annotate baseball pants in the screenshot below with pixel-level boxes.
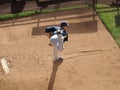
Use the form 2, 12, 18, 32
50, 34, 64, 60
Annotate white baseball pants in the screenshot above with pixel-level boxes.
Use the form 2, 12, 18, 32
50, 34, 64, 60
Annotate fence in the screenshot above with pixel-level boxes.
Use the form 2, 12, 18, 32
0, 0, 119, 15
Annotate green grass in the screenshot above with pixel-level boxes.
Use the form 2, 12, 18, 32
96, 4, 120, 47
0, 5, 88, 21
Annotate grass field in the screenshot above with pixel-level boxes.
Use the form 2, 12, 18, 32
96, 4, 120, 47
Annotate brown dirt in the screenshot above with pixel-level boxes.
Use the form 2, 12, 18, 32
0, 8, 120, 90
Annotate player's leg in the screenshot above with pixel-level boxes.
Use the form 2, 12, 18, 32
52, 44, 60, 60
50, 35, 60, 60
57, 34, 64, 52
50, 35, 63, 61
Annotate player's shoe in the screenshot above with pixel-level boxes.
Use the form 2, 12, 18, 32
54, 57, 63, 62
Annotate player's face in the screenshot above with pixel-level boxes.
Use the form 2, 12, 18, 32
64, 26, 69, 31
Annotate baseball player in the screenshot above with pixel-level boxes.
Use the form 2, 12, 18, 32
46, 21, 69, 61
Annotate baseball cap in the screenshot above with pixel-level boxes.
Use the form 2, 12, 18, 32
60, 21, 69, 27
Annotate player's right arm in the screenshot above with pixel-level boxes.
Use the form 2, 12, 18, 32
46, 32, 52, 38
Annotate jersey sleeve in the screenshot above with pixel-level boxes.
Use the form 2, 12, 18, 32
62, 30, 68, 42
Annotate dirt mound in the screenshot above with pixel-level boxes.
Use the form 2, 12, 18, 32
0, 8, 120, 90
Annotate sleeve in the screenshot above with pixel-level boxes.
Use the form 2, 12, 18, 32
62, 30, 68, 42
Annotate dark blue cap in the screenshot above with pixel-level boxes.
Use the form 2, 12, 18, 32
60, 21, 69, 27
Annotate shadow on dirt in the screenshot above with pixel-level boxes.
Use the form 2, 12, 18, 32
115, 15, 120, 27
47, 60, 63, 90
32, 20, 98, 35
0, 8, 92, 28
